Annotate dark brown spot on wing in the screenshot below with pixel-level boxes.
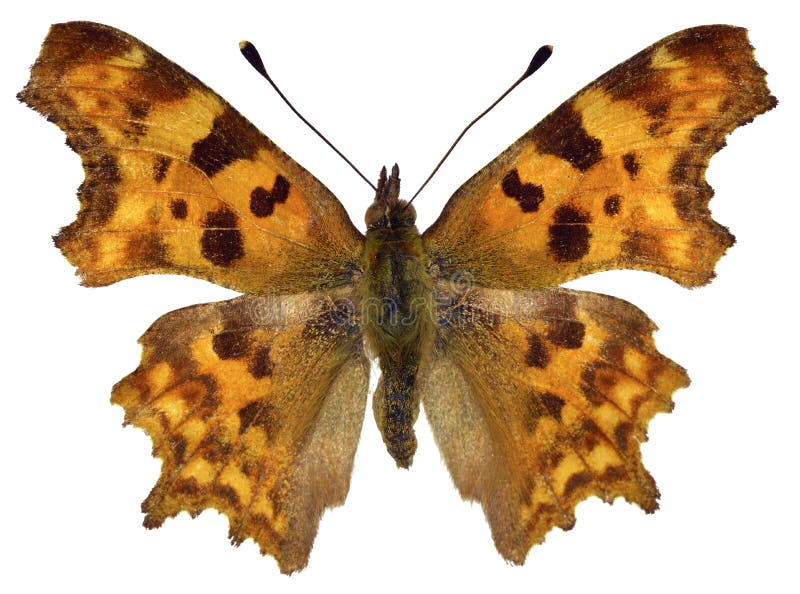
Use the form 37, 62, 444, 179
200, 207, 244, 267
237, 399, 280, 441
153, 155, 171, 183
169, 198, 187, 219
126, 232, 168, 265
249, 345, 274, 378
126, 101, 150, 120
189, 106, 266, 177
604, 194, 622, 216
580, 365, 606, 405
614, 422, 634, 449
54, 125, 121, 244
563, 472, 592, 497
525, 391, 567, 431
601, 465, 628, 482
546, 319, 585, 349
547, 205, 592, 262
35, 23, 194, 103
535, 102, 603, 172
212, 484, 242, 509
525, 332, 549, 368
501, 169, 545, 212
173, 477, 200, 498
670, 150, 704, 186
672, 187, 717, 224
540, 392, 566, 420
200, 436, 232, 463
602, 48, 672, 120
249, 175, 290, 217
622, 231, 665, 262
212, 327, 251, 360
122, 100, 150, 139
172, 436, 187, 464
622, 152, 640, 179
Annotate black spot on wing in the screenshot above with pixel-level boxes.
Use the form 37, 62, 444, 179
201, 207, 244, 267
153, 155, 171, 183
189, 107, 266, 177
622, 152, 640, 179
525, 332, 549, 368
250, 175, 291, 217
604, 194, 622, 216
546, 319, 585, 349
535, 102, 603, 172
237, 399, 280, 441
169, 198, 187, 219
212, 327, 251, 360
249, 345, 274, 378
501, 169, 545, 212
547, 205, 592, 262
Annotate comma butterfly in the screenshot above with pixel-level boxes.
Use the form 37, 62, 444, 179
18, 22, 776, 573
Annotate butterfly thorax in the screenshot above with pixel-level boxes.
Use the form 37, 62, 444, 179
361, 165, 434, 467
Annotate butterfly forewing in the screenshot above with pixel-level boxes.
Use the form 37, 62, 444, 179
18, 21, 364, 295
423, 25, 776, 289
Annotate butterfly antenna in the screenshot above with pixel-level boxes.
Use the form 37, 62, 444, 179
240, 41, 376, 191
403, 44, 553, 211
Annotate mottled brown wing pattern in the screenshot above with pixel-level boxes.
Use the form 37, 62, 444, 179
421, 286, 688, 562
19, 20, 777, 573
18, 21, 363, 294
111, 291, 369, 573
423, 25, 776, 289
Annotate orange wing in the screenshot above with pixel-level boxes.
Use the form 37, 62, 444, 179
111, 290, 369, 573
420, 285, 688, 561
18, 21, 363, 294
423, 25, 776, 289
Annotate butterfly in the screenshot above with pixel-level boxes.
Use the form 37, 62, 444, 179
18, 21, 775, 573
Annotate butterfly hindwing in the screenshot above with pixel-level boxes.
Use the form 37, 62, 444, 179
111, 291, 369, 573
421, 286, 689, 561
18, 21, 364, 294
423, 25, 776, 289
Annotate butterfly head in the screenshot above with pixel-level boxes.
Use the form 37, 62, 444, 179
365, 164, 416, 230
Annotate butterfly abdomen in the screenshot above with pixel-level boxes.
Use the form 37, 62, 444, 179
361, 167, 434, 467
361, 223, 434, 467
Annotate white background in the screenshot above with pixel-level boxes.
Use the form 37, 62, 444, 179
1, 1, 796, 592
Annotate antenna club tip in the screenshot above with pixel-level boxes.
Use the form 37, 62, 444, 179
523, 44, 554, 78
239, 40, 251, 51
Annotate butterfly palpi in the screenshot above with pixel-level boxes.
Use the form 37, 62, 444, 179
18, 22, 775, 573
